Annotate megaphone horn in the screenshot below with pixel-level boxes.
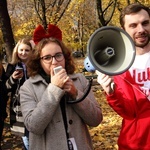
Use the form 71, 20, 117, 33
84, 26, 136, 75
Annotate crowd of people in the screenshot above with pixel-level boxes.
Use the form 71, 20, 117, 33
0, 2, 150, 150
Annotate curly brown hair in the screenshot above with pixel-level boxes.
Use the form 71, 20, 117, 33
27, 38, 76, 77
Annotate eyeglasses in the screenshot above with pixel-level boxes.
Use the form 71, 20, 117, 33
40, 52, 64, 64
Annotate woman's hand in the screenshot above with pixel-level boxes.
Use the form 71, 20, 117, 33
51, 68, 77, 99
51, 68, 69, 88
12, 70, 23, 80
63, 78, 77, 99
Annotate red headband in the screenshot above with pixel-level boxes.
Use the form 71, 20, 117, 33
33, 24, 62, 44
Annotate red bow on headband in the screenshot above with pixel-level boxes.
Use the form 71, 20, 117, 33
33, 24, 62, 44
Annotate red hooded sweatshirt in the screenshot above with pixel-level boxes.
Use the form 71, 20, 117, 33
106, 70, 150, 150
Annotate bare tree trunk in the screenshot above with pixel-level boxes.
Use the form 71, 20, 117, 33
33, 0, 71, 27
0, 0, 15, 62
96, 0, 117, 27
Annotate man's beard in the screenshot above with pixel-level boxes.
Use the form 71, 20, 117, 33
134, 33, 150, 48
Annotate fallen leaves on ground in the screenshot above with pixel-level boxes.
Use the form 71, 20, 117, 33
89, 86, 122, 150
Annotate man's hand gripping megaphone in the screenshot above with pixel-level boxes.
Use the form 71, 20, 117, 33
96, 70, 115, 95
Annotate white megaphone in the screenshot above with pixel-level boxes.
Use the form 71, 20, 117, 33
84, 26, 136, 75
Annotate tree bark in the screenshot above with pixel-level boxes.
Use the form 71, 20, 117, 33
0, 0, 15, 62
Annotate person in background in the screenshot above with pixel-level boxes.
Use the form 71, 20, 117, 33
0, 61, 8, 150
96, 3, 150, 150
5, 38, 34, 150
19, 24, 103, 150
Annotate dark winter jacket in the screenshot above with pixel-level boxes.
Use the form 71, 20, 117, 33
5, 62, 27, 126
0, 66, 8, 120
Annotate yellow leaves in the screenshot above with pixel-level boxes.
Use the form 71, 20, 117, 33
14, 22, 34, 40
93, 135, 105, 142
90, 87, 122, 149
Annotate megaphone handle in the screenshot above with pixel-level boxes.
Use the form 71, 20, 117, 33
110, 82, 115, 91
67, 78, 93, 104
